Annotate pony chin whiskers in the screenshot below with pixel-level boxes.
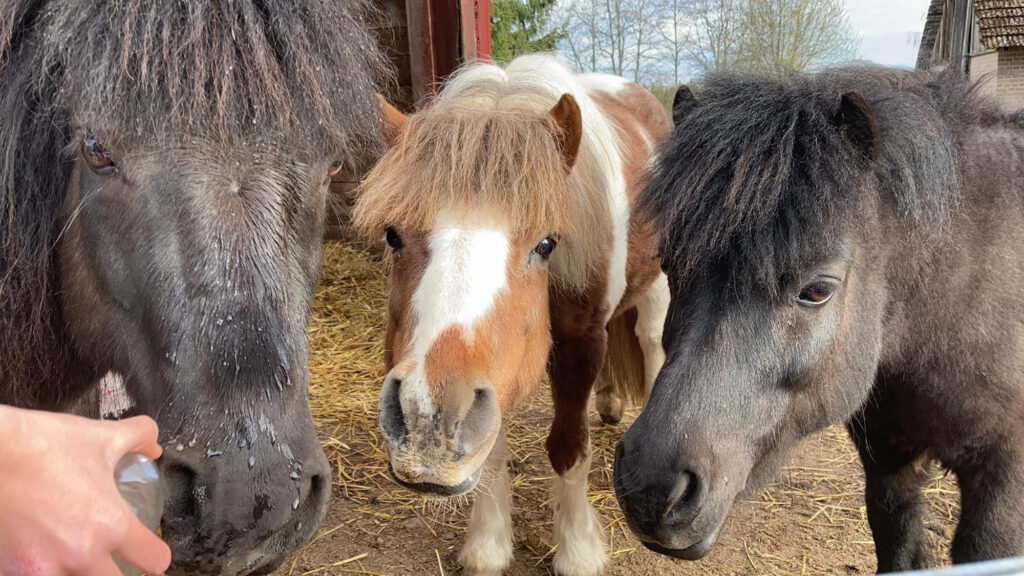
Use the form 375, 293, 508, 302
420, 491, 472, 525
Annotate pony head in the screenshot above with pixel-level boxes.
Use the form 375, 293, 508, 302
615, 68, 964, 559
355, 59, 613, 495
0, 0, 387, 572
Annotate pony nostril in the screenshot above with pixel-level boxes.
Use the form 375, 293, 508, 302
287, 470, 328, 531
163, 462, 199, 520
459, 386, 496, 440
612, 440, 644, 499
379, 376, 406, 443
305, 472, 326, 510
662, 471, 703, 527
471, 387, 492, 411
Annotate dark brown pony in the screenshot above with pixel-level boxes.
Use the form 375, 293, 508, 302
615, 67, 1024, 571
0, 1, 386, 573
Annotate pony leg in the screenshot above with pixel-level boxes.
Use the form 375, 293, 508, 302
459, 428, 514, 576
634, 272, 670, 398
951, 442, 1024, 564
847, 413, 934, 572
547, 330, 608, 576
552, 449, 605, 576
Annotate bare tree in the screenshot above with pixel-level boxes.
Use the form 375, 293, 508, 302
681, 0, 746, 75
559, 0, 859, 83
738, 0, 860, 74
601, 0, 628, 76
560, 0, 602, 72
657, 0, 859, 78
557, 0, 667, 82
656, 0, 686, 85
627, 0, 663, 82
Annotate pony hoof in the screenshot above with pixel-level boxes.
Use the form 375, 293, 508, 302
552, 535, 608, 576
458, 535, 512, 576
552, 554, 608, 576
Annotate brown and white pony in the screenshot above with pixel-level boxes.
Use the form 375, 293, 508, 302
355, 55, 671, 575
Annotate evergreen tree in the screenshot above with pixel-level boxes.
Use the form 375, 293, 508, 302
490, 0, 561, 64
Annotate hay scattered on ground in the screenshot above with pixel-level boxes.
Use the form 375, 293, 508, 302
284, 242, 961, 576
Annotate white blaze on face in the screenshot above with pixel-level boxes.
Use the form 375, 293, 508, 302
400, 211, 511, 413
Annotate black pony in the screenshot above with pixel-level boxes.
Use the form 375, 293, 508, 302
0, 1, 386, 573
615, 67, 1024, 571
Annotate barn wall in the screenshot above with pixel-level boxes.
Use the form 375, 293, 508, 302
325, 0, 492, 242
997, 47, 1024, 106
970, 50, 999, 97
371, 0, 415, 110
325, 0, 414, 242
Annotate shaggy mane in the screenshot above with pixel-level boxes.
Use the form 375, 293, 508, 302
1, 0, 388, 147
355, 55, 619, 291
640, 66, 991, 294
0, 0, 387, 404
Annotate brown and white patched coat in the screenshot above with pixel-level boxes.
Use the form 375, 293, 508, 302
355, 55, 672, 576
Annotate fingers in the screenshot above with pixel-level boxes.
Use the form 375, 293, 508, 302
113, 514, 172, 576
79, 555, 122, 576
106, 416, 162, 463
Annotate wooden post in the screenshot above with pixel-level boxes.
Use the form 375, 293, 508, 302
407, 0, 490, 103
459, 0, 492, 62
329, 0, 492, 242
406, 0, 460, 103
460, 0, 478, 62
406, 0, 435, 104
475, 0, 491, 60
429, 0, 461, 79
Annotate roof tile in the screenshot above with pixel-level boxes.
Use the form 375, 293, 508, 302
976, 0, 1024, 48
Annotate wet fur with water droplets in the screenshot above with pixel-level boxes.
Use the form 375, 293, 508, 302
0, 1, 388, 574
616, 66, 1024, 570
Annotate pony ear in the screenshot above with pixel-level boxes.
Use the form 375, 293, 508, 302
376, 94, 408, 147
834, 92, 879, 163
672, 85, 699, 125
549, 93, 583, 169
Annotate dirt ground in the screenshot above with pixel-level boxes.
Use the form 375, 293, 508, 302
273, 242, 962, 576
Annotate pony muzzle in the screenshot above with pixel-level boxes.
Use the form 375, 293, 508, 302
613, 429, 740, 560
378, 372, 501, 495
158, 432, 331, 576
639, 523, 725, 560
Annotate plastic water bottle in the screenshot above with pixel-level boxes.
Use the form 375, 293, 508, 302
113, 453, 164, 576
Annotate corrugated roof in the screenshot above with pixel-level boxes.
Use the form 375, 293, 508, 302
976, 0, 1024, 49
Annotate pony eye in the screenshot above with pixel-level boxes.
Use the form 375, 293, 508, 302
797, 280, 837, 307
327, 159, 343, 178
384, 227, 402, 250
533, 236, 557, 260
81, 133, 116, 174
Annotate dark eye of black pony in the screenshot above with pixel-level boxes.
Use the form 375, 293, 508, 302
797, 280, 837, 307
81, 132, 116, 174
533, 236, 557, 260
384, 227, 402, 250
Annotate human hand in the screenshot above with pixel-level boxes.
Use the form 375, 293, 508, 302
0, 405, 171, 576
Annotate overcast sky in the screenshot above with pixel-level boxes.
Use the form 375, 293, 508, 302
844, 0, 932, 68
